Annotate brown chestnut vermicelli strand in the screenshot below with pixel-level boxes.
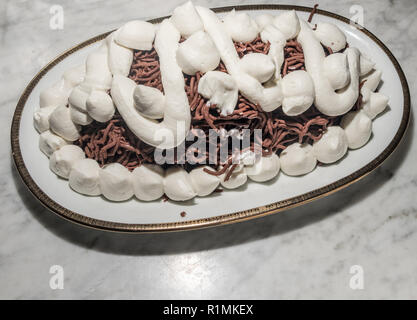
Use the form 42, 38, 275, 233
308, 4, 319, 23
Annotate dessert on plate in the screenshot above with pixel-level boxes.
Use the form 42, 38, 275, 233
33, 2, 389, 202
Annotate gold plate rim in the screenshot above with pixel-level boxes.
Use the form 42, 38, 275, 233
11, 4, 411, 233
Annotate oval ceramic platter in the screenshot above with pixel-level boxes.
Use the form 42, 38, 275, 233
11, 5, 410, 232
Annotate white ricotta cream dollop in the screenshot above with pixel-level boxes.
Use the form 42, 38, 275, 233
312, 126, 348, 164
245, 154, 280, 182
49, 145, 85, 179
359, 53, 375, 76
115, 20, 156, 50
68, 86, 89, 112
62, 63, 85, 88
176, 30, 220, 75
34, 106, 55, 133
222, 9, 259, 42
255, 14, 274, 30
49, 106, 80, 141
322, 53, 350, 90
189, 166, 220, 196
238, 53, 275, 83
260, 24, 286, 44
68, 86, 92, 125
220, 164, 247, 189
36, 64, 86, 136
69, 105, 93, 126
281, 70, 315, 116
132, 164, 165, 201
39, 79, 72, 109
164, 167, 196, 201
170, 0, 203, 38
280, 143, 317, 176
238, 150, 257, 166
361, 69, 382, 92
198, 71, 238, 116
63, 64, 86, 87
39, 130, 68, 157
361, 87, 389, 119
106, 31, 133, 76
86, 90, 115, 122
69, 158, 101, 196
313, 22, 347, 52
83, 44, 113, 91
260, 25, 286, 78
99, 163, 134, 201
340, 110, 372, 149
272, 10, 300, 40
133, 85, 165, 119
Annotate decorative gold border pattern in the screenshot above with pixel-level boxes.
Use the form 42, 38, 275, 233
11, 5, 410, 233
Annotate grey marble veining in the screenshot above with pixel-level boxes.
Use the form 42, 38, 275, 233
0, 0, 416, 299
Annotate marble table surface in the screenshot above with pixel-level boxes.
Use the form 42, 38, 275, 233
1, 0, 416, 299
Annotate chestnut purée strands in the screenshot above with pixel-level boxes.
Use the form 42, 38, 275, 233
235, 35, 270, 57
75, 114, 155, 170
129, 46, 163, 92
282, 39, 305, 76
74, 36, 342, 181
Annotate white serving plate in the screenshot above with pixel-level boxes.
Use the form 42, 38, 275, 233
11, 5, 410, 232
